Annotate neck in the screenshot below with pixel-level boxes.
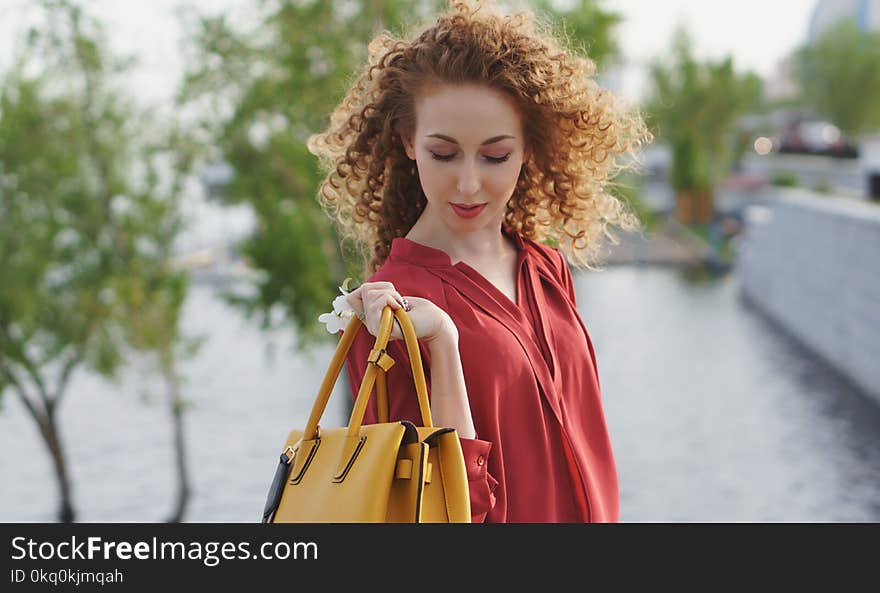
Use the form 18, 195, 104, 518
405, 207, 513, 265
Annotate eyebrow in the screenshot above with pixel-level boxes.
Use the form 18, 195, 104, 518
426, 133, 515, 145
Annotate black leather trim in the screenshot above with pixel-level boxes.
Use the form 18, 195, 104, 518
290, 439, 320, 485
414, 445, 426, 522
399, 420, 420, 445
422, 427, 455, 446
331, 436, 366, 483
262, 451, 294, 523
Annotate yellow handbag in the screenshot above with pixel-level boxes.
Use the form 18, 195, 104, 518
262, 305, 471, 523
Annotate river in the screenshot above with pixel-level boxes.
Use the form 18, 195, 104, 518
2, 266, 878, 522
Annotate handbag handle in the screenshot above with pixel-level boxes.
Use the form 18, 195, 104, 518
301, 305, 433, 441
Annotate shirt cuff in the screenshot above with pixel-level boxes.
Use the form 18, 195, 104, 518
458, 437, 493, 481
459, 437, 498, 523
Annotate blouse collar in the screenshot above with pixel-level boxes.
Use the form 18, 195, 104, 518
389, 224, 526, 268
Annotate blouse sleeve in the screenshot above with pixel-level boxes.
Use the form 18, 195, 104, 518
339, 325, 498, 523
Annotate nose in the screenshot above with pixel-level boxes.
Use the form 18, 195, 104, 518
456, 158, 481, 197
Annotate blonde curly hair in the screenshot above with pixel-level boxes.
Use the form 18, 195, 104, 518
307, 0, 651, 277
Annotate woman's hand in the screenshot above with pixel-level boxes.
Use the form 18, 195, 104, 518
344, 281, 453, 343
346, 281, 473, 438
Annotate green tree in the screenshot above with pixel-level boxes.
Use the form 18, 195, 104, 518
645, 27, 762, 224
532, 0, 622, 71
796, 20, 880, 135
0, 0, 195, 522
114, 122, 202, 522
176, 0, 622, 350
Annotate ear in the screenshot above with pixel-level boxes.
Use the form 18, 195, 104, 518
400, 130, 416, 160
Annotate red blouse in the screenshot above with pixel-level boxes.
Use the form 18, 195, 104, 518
341, 224, 618, 523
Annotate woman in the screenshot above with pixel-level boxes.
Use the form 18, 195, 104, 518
307, 0, 650, 522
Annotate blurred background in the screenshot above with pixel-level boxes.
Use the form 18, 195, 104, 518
1, 0, 878, 523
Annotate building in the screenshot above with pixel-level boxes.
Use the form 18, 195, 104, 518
808, 0, 880, 41
767, 0, 880, 104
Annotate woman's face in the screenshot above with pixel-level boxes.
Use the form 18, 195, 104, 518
401, 83, 529, 232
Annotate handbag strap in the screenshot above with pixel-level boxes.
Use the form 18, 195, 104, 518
301, 305, 433, 441
376, 366, 390, 423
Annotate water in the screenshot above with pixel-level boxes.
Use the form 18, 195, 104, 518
2, 268, 879, 522
0, 282, 349, 523
579, 267, 880, 522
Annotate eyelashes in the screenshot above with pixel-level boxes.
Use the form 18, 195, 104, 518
429, 152, 511, 164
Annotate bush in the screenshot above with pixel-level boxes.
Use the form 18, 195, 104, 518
770, 171, 799, 187
813, 181, 832, 194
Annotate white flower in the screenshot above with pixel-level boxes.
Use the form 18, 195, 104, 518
318, 277, 358, 333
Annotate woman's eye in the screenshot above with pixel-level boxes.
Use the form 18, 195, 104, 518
429, 152, 511, 164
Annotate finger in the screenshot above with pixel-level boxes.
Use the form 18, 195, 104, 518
386, 289, 407, 309
365, 294, 402, 336
376, 293, 402, 312
345, 295, 365, 320
386, 294, 407, 339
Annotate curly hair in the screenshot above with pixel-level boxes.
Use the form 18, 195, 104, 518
307, 0, 652, 277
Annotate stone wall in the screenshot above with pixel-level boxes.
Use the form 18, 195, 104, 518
737, 187, 880, 403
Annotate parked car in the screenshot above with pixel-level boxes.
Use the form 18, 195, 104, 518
777, 119, 859, 158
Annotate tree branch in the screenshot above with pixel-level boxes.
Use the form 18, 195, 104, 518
0, 360, 45, 422
0, 323, 51, 406
17, 350, 52, 406
54, 351, 83, 408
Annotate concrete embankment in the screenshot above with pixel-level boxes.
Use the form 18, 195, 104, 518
737, 187, 880, 404
599, 218, 715, 267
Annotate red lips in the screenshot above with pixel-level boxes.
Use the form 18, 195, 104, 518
451, 203, 487, 218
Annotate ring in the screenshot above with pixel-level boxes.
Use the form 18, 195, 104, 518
401, 298, 411, 312
356, 311, 365, 321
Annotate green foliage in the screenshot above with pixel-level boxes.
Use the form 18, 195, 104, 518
0, 0, 191, 423
0, 63, 131, 391
796, 21, 880, 135
0, 11, 191, 376
608, 174, 657, 232
177, 0, 621, 352
770, 171, 799, 187
177, 1, 433, 351
645, 28, 763, 193
669, 136, 711, 193
530, 0, 622, 70
0, 0, 199, 522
